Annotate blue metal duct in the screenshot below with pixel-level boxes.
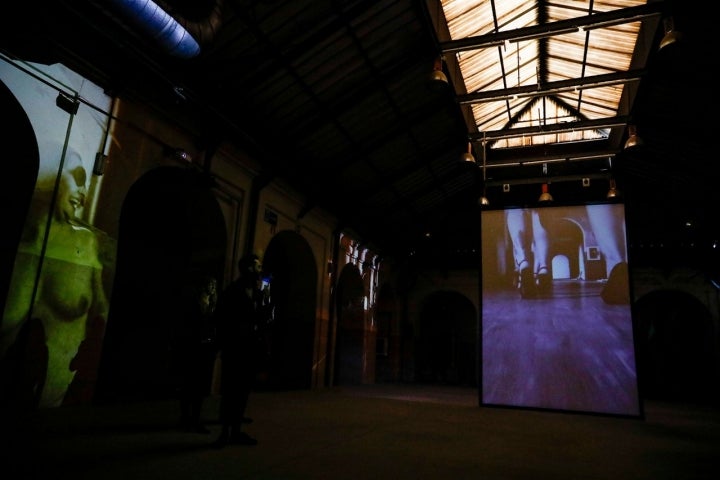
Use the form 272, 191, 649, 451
107, 0, 222, 59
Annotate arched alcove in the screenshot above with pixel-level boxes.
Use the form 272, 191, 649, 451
415, 290, 477, 386
545, 216, 585, 280
96, 166, 226, 403
0, 80, 39, 320
262, 230, 317, 390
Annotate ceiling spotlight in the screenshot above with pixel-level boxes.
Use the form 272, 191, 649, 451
428, 55, 448, 87
624, 124, 643, 150
607, 178, 620, 199
460, 141, 475, 163
172, 148, 192, 162
659, 17, 682, 50
538, 183, 553, 202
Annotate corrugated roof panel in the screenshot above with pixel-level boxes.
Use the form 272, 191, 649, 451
549, 0, 646, 17
364, 188, 399, 210
443, 0, 537, 40
498, 41, 539, 88
339, 94, 395, 137
412, 190, 445, 211
546, 33, 589, 75
556, 89, 582, 107
518, 99, 570, 127
461, 43, 538, 94
458, 50, 495, 93
546, 55, 586, 84
486, 98, 609, 149
393, 166, 434, 197
427, 153, 461, 179
366, 135, 417, 175
294, 122, 350, 166
472, 97, 525, 132
439, 0, 650, 151
336, 158, 377, 186
494, 1, 537, 32
576, 85, 625, 117
443, 0, 494, 37
584, 26, 640, 69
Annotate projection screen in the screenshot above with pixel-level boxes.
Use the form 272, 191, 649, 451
480, 202, 641, 416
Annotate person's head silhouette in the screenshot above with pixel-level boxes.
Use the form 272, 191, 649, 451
238, 254, 262, 289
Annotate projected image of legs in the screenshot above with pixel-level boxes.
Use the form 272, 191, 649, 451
505, 209, 552, 299
481, 204, 640, 416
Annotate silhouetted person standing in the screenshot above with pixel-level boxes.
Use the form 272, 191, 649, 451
213, 254, 263, 447
175, 275, 218, 433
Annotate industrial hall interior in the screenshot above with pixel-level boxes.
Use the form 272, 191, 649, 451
0, 1, 718, 479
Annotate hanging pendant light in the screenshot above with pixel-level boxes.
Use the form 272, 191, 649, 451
538, 183, 553, 202
538, 162, 553, 202
428, 55, 448, 87
624, 124, 643, 150
460, 141, 475, 163
659, 17, 682, 50
479, 191, 490, 206
606, 157, 620, 199
606, 178, 620, 199
428, 0, 448, 88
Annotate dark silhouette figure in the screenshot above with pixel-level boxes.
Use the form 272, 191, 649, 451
213, 255, 264, 447
175, 275, 218, 433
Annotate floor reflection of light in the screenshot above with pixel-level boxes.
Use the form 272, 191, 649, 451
347, 385, 477, 407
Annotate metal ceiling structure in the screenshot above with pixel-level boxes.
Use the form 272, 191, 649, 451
439, 0, 650, 148
1, 0, 715, 268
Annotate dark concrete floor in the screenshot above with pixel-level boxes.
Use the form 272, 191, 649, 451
4, 385, 719, 479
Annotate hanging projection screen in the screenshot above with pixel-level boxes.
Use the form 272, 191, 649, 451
480, 202, 641, 416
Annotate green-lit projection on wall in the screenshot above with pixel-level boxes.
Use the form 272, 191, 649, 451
0, 57, 114, 408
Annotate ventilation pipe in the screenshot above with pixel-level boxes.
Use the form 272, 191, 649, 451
106, 0, 223, 59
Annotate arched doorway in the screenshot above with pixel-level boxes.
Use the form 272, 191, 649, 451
0, 80, 38, 322
261, 230, 317, 390
415, 291, 477, 386
0, 80, 40, 412
96, 166, 226, 402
